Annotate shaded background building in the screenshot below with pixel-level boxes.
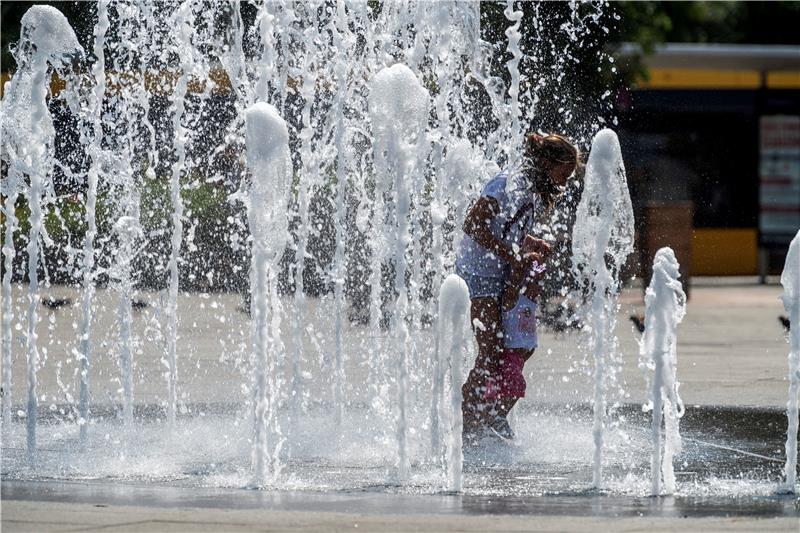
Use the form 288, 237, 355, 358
616, 43, 800, 283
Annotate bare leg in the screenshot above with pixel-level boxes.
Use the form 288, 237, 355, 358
494, 398, 518, 419
462, 296, 503, 433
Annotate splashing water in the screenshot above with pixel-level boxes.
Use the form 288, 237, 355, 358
77, 0, 109, 444
368, 62, 430, 481
640, 247, 686, 495
571, 128, 635, 488
0, 5, 84, 463
0, 2, 724, 497
780, 230, 800, 494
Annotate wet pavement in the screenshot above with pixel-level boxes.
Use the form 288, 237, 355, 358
2, 478, 799, 519
1, 404, 796, 500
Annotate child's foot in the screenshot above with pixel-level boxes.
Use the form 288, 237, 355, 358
462, 420, 494, 447
489, 415, 515, 441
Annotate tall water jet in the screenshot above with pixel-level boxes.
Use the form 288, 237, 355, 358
329, 0, 356, 432
368, 63, 430, 481
112, 211, 143, 427
0, 97, 23, 435
288, 5, 322, 434
434, 274, 470, 492
245, 102, 291, 486
0, 182, 17, 434
503, 0, 524, 168
640, 247, 686, 496
425, 4, 454, 356
571, 128, 634, 488
164, 0, 196, 428
780, 229, 800, 493
78, 0, 110, 442
430, 140, 489, 455
1, 5, 83, 463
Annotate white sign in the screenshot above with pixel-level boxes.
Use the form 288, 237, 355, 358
760, 115, 800, 243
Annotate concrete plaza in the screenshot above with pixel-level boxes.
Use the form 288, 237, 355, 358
2, 277, 799, 532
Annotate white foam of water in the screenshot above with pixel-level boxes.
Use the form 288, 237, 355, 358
2, 402, 784, 498
0, 408, 638, 486
16, 5, 83, 69
641, 247, 686, 495
572, 129, 635, 272
780, 230, 800, 493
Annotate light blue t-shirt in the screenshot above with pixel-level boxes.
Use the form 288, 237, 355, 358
455, 170, 538, 279
502, 294, 538, 351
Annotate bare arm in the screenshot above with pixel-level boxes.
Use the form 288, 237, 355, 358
502, 253, 543, 311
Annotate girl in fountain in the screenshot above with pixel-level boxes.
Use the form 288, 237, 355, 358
455, 133, 579, 442
482, 244, 547, 440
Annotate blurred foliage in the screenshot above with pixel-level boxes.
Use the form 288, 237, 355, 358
3, 1, 800, 75
139, 171, 229, 234
608, 1, 800, 84
1, 176, 223, 244
2, 192, 113, 248
614, 1, 800, 50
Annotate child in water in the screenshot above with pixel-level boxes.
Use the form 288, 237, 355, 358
481, 236, 546, 441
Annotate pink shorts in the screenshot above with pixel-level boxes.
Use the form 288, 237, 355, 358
483, 350, 527, 400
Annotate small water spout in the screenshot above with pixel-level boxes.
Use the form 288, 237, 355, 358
780, 230, 800, 494
112, 209, 143, 427
245, 102, 292, 486
640, 247, 686, 496
571, 128, 635, 488
435, 274, 470, 492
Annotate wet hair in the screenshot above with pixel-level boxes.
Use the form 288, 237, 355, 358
523, 133, 580, 211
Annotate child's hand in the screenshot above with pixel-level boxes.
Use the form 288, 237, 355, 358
521, 251, 545, 271
522, 282, 541, 299
523, 234, 551, 257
